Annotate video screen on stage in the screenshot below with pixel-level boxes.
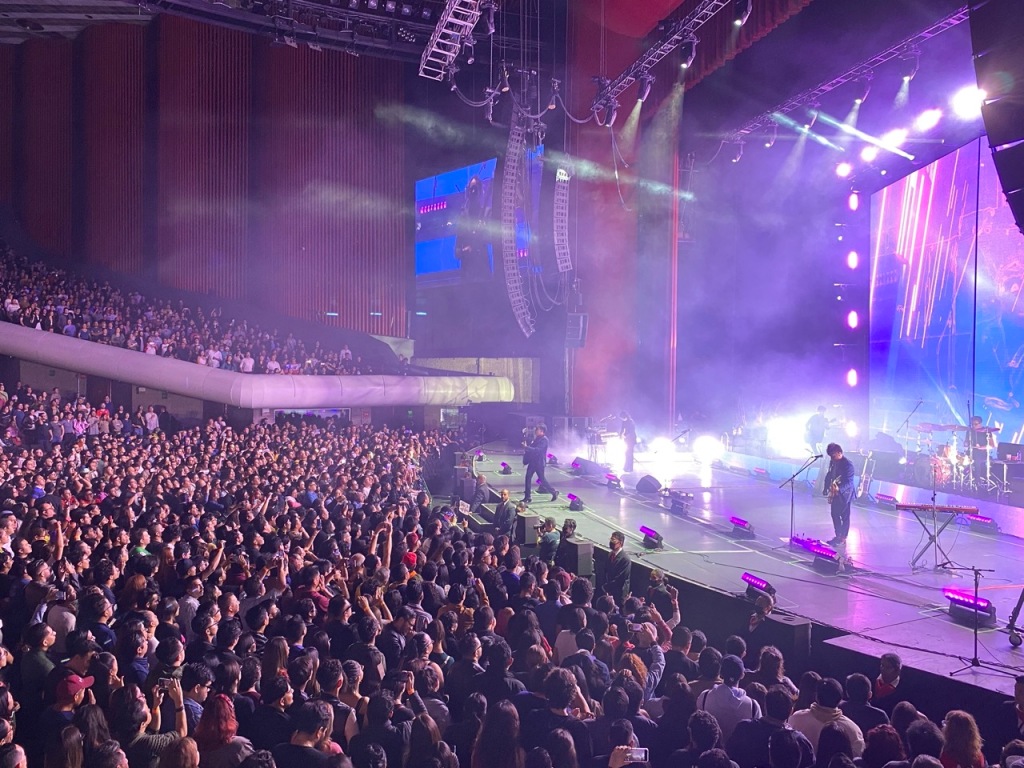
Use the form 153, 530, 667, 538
414, 149, 544, 288
869, 137, 1024, 450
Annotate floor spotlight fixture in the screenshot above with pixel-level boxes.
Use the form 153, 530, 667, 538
964, 513, 999, 534
637, 73, 654, 104
809, 542, 842, 574
605, 473, 622, 489
665, 490, 692, 515
567, 493, 584, 511
640, 525, 664, 550
853, 74, 872, 104
546, 453, 558, 466
730, 516, 756, 540
943, 588, 997, 628
741, 572, 776, 601
733, 0, 751, 27
499, 462, 513, 475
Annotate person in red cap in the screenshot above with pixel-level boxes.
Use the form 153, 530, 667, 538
34, 672, 94, 764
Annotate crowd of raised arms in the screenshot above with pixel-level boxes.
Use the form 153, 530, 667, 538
0, 390, 1022, 768
0, 245, 403, 376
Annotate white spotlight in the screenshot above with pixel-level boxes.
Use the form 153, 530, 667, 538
860, 145, 880, 163
845, 420, 859, 438
914, 108, 942, 132
881, 128, 908, 148
692, 435, 725, 464
836, 162, 853, 178
951, 85, 986, 120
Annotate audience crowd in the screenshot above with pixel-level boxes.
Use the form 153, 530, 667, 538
0, 245, 395, 376
0, 386, 1020, 768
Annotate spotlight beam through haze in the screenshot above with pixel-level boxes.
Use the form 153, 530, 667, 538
813, 110, 915, 161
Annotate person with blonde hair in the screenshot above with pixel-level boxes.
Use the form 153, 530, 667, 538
158, 737, 199, 768
940, 711, 984, 768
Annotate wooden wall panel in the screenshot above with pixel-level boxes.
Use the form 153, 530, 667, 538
80, 25, 146, 274
155, 15, 250, 299
0, 45, 14, 205
251, 43, 407, 337
19, 39, 74, 255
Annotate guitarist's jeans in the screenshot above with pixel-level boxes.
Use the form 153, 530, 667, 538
830, 492, 853, 539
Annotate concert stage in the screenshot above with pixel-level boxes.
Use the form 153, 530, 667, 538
476, 440, 1024, 705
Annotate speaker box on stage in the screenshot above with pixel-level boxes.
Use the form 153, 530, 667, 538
515, 513, 541, 546
571, 456, 607, 475
636, 475, 662, 494
750, 612, 812, 673
556, 536, 594, 579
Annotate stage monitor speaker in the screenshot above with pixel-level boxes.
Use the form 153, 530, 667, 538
515, 513, 541, 546
571, 456, 607, 476
636, 475, 662, 494
556, 537, 594, 579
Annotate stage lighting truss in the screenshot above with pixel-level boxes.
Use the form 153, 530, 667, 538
727, 5, 969, 145
501, 114, 536, 337
419, 0, 484, 81
591, 0, 728, 113
553, 167, 574, 273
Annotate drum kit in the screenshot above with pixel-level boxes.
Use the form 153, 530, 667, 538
905, 422, 1001, 491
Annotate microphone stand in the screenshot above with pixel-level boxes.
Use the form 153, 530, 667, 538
780, 454, 821, 541
947, 564, 1005, 677
895, 399, 924, 464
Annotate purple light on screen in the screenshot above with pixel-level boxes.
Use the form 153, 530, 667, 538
943, 588, 992, 612
847, 250, 859, 269
848, 192, 860, 211
846, 368, 859, 387
639, 525, 658, 538
729, 516, 751, 529
741, 572, 771, 591
847, 310, 859, 329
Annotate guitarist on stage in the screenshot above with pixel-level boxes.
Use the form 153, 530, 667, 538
823, 442, 856, 546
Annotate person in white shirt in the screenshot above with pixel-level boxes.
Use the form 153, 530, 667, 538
698, 654, 762, 744
788, 677, 865, 756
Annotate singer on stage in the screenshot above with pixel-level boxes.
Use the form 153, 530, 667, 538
823, 442, 855, 546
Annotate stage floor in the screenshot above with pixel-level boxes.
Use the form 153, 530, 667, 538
477, 441, 1024, 695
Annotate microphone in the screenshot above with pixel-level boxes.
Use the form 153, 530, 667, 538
810, 454, 823, 459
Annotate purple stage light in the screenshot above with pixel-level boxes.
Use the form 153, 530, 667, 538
731, 516, 756, 539
943, 588, 992, 612
571, 460, 581, 469
729, 516, 751, 528
836, 162, 853, 178
808, 543, 838, 560
914, 108, 942, 132
639, 525, 658, 538
964, 513, 993, 524
846, 368, 859, 387
753, 467, 768, 477
847, 250, 859, 269
848, 192, 860, 212
567, 494, 579, 501
741, 572, 776, 597
789, 535, 816, 551
847, 310, 859, 329
875, 493, 897, 505
500, 462, 509, 468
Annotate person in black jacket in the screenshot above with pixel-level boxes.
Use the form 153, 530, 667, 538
472, 638, 526, 708
493, 489, 516, 539
602, 532, 631, 607
822, 443, 856, 546
523, 426, 558, 504
348, 683, 427, 768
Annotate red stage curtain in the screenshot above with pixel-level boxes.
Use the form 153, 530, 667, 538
19, 39, 74, 255
81, 25, 147, 275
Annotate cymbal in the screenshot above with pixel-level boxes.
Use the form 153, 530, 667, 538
941, 425, 969, 432
913, 423, 940, 433
975, 426, 1001, 433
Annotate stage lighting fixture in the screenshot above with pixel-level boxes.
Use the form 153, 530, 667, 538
860, 145, 880, 162
764, 123, 777, 149
666, 490, 692, 515
847, 250, 859, 269
836, 162, 853, 178
481, 0, 496, 35
741, 572, 776, 600
637, 74, 654, 104
605, 100, 619, 127
847, 310, 859, 329
692, 435, 725, 464
547, 453, 558, 466
846, 368, 859, 387
733, 0, 751, 27
789, 535, 816, 551
848, 192, 859, 211
914, 108, 942, 132
899, 49, 919, 83
606, 473, 622, 489
567, 493, 584, 511
810, 543, 842, 574
498, 64, 510, 93
853, 75, 872, 105
730, 516, 756, 540
367, 0, 378, 8
499, 462, 513, 475
570, 459, 582, 473
420, 6, 431, 19
731, 142, 744, 163
951, 85, 986, 120
875, 493, 898, 505
964, 513, 999, 534
640, 525, 664, 550
384, 0, 396, 11
804, 107, 819, 131
679, 38, 697, 70
943, 588, 997, 628
348, 0, 359, 7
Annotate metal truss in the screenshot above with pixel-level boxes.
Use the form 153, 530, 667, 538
419, 0, 482, 81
